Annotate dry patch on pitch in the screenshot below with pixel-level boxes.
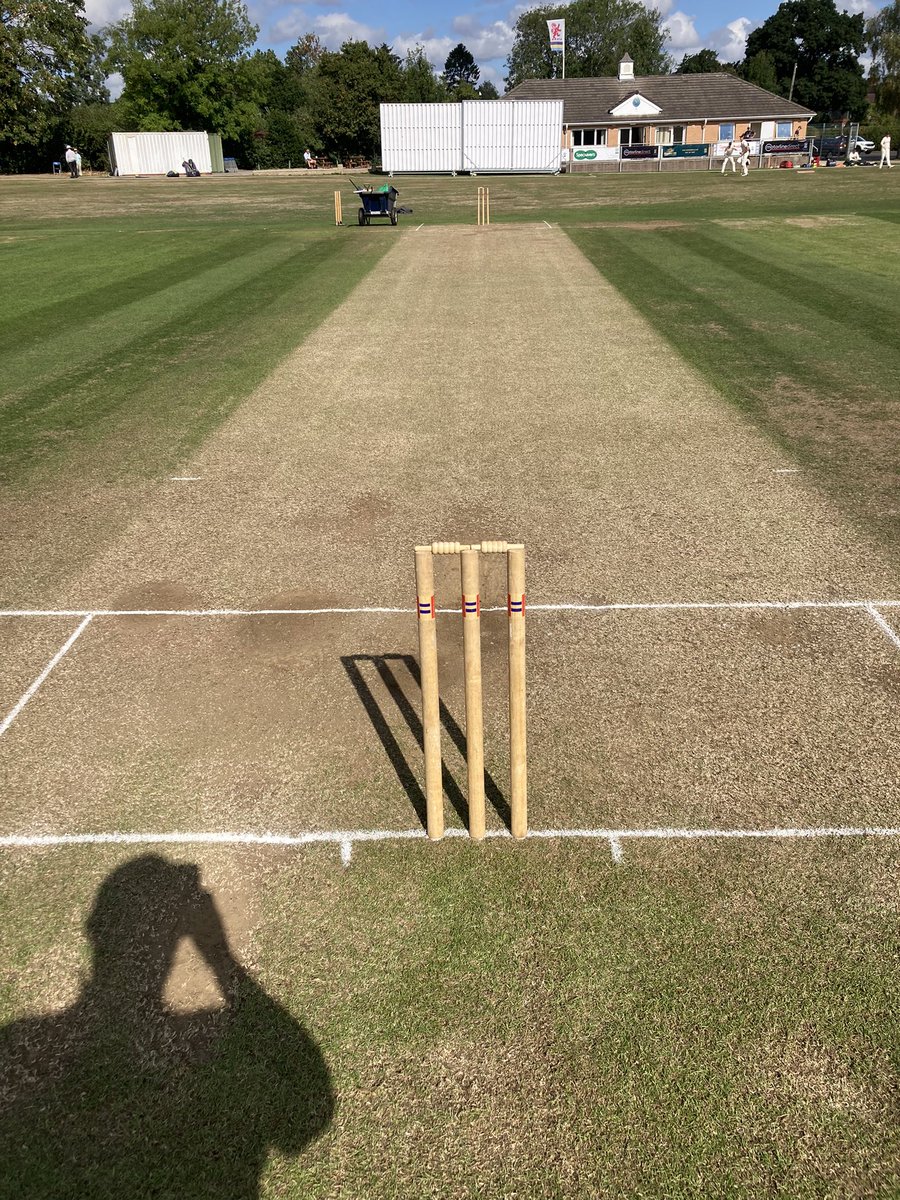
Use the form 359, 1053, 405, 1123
2, 603, 899, 838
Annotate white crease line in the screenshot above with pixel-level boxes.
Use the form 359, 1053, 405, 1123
865, 603, 900, 652
168, 476, 202, 481
0, 615, 93, 739
415, 223, 424, 231
0, 607, 409, 617
527, 600, 886, 613
543, 220, 552, 228
1, 826, 899, 853
609, 836, 623, 864
2, 599, 900, 619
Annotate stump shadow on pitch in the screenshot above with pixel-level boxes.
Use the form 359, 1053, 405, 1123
341, 654, 512, 833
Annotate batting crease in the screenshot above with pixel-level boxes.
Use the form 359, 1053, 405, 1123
2, 599, 900, 618
0, 615, 93, 739
1, 826, 899, 871
865, 603, 900, 651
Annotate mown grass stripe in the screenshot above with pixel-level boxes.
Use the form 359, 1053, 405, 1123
0, 229, 264, 353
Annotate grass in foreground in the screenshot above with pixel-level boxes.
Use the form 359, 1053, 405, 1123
0, 839, 898, 1197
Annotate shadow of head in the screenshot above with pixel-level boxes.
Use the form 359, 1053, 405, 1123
85, 854, 241, 1008
0, 853, 334, 1197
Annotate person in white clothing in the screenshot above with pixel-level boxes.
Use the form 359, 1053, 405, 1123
74, 148, 82, 176
880, 135, 892, 168
721, 141, 738, 174
739, 135, 752, 176
64, 145, 77, 178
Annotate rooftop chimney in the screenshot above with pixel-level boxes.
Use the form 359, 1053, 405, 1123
618, 54, 634, 81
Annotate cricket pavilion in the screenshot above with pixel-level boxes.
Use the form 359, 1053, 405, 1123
506, 56, 816, 170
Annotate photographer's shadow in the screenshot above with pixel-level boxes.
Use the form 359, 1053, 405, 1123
0, 855, 333, 1199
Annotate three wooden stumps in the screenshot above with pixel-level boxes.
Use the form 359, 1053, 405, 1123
476, 186, 491, 226
415, 540, 526, 842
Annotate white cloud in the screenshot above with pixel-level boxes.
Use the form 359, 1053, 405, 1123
840, 0, 878, 15
392, 33, 456, 68
393, 12, 514, 72
707, 16, 755, 61
270, 8, 383, 45
106, 71, 124, 100
668, 14, 755, 63
664, 10, 700, 50
450, 13, 516, 61
83, 0, 130, 28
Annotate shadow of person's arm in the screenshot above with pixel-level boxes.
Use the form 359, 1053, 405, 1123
187, 886, 335, 1154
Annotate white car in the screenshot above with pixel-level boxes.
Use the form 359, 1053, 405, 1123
853, 136, 875, 153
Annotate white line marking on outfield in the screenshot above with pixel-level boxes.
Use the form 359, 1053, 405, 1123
543, 221, 552, 228
2, 599, 900, 619
168, 476, 202, 481
1, 827, 899, 868
415, 224, 424, 231
0, 616, 93, 739
866, 603, 900, 652
773, 468, 800, 474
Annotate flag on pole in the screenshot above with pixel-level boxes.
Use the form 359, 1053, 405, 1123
547, 18, 565, 50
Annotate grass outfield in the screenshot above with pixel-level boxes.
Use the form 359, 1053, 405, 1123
1, 173, 899, 1196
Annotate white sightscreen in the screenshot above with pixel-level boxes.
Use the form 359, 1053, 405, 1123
379, 101, 563, 173
109, 132, 213, 176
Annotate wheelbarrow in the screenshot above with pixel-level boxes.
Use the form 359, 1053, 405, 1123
355, 184, 401, 226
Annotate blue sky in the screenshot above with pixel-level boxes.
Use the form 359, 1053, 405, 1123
89, 0, 875, 95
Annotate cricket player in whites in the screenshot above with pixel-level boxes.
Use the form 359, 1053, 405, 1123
721, 141, 739, 174
739, 135, 752, 176
880, 134, 892, 168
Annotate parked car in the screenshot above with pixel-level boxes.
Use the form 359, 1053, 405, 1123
852, 136, 875, 153
811, 136, 847, 156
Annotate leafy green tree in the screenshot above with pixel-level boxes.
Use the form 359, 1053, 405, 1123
244, 48, 302, 112
105, 0, 259, 136
402, 45, 445, 101
443, 43, 479, 92
740, 49, 779, 91
285, 32, 323, 78
506, 0, 672, 88
309, 41, 404, 160
743, 0, 866, 117
68, 97, 123, 170
677, 48, 721, 73
867, 0, 900, 116
0, 0, 94, 148
74, 33, 112, 105
229, 49, 316, 167
478, 80, 501, 98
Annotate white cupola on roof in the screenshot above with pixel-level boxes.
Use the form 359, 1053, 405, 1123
618, 54, 634, 81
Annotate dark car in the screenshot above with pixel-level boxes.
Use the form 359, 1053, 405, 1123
811, 136, 847, 156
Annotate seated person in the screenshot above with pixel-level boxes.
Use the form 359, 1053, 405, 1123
303, 148, 316, 169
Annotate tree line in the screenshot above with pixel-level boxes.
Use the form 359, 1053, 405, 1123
2, 0, 899, 173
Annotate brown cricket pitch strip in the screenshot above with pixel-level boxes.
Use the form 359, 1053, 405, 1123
1, 224, 898, 841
